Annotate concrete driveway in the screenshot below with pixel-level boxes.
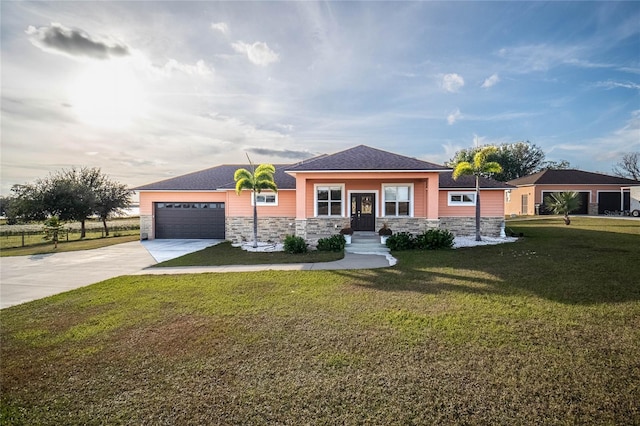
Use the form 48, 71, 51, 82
0, 242, 156, 309
0, 239, 224, 309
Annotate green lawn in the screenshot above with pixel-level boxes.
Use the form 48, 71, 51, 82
1, 217, 639, 424
155, 241, 344, 266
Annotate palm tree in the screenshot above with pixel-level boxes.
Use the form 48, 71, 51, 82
544, 191, 581, 225
452, 146, 503, 241
234, 156, 278, 248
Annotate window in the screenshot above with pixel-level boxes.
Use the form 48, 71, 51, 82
448, 192, 476, 206
383, 184, 412, 216
252, 192, 278, 206
316, 185, 343, 216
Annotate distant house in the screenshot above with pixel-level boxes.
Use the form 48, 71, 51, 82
505, 169, 640, 216
134, 145, 513, 242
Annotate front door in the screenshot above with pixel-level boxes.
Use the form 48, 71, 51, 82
351, 193, 375, 231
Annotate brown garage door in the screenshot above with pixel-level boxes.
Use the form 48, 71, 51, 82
155, 202, 225, 239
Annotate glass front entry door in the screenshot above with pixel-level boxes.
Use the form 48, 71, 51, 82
351, 193, 375, 231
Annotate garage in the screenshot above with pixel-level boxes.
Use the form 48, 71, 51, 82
540, 191, 589, 215
155, 202, 225, 239
597, 191, 631, 214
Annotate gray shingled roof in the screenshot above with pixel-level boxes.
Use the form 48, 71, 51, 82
285, 145, 450, 172
134, 164, 296, 191
439, 172, 514, 189
508, 169, 640, 186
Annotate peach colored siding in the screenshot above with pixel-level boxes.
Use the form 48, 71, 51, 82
438, 190, 505, 217
226, 190, 296, 217
140, 192, 227, 215
140, 190, 296, 217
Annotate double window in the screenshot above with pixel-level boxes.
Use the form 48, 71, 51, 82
383, 184, 412, 216
316, 185, 343, 216
448, 192, 476, 206
252, 192, 278, 206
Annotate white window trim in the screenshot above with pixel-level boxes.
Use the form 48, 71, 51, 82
448, 191, 476, 206
382, 183, 414, 217
314, 184, 345, 217
250, 191, 278, 207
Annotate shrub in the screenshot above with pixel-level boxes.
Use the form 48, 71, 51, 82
385, 232, 415, 251
415, 229, 454, 250
316, 234, 345, 252
283, 235, 308, 254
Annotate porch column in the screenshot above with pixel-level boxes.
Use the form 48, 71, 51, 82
295, 176, 307, 219
426, 174, 440, 219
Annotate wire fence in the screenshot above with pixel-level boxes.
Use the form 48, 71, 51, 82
0, 222, 140, 249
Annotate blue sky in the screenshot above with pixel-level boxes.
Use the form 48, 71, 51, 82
1, 1, 639, 194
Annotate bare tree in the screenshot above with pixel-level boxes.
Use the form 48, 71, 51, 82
612, 152, 640, 181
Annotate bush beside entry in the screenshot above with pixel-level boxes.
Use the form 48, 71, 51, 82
317, 235, 346, 252
283, 235, 307, 254
386, 229, 454, 251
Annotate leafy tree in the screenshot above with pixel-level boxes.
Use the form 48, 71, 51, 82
447, 141, 544, 182
94, 178, 132, 236
234, 157, 278, 248
9, 167, 130, 237
452, 146, 503, 241
539, 159, 572, 170
45, 168, 100, 238
10, 183, 47, 222
612, 152, 640, 181
544, 191, 581, 225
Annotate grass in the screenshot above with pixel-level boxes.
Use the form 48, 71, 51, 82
155, 241, 344, 266
1, 217, 639, 425
0, 233, 140, 257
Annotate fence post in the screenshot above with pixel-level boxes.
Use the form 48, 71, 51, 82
22, 231, 25, 247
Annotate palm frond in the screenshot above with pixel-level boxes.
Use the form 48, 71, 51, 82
452, 162, 474, 180
235, 178, 253, 195
234, 168, 253, 182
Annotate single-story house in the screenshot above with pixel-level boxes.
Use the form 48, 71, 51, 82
505, 169, 640, 216
134, 145, 512, 242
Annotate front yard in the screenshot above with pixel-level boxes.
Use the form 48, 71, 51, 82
1, 218, 639, 424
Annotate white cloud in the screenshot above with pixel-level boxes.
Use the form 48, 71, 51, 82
481, 73, 500, 88
211, 22, 229, 35
441, 73, 464, 92
162, 59, 213, 76
594, 80, 640, 91
232, 41, 279, 66
447, 108, 462, 125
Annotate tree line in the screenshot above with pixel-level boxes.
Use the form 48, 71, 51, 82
446, 142, 639, 182
1, 167, 131, 238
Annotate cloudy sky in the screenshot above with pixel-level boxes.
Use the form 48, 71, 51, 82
1, 1, 639, 194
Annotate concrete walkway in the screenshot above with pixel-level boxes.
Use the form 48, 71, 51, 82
135, 252, 393, 275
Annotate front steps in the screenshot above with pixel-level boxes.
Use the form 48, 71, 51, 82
345, 231, 390, 255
